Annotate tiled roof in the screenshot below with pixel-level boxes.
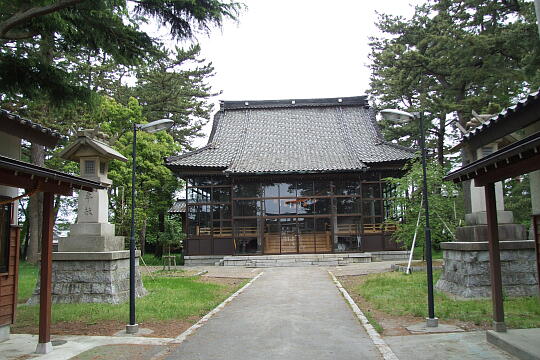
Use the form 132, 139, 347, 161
166, 96, 414, 174
0, 109, 62, 147
169, 199, 186, 213
464, 89, 540, 141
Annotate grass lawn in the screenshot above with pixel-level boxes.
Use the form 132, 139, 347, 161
17, 261, 39, 303
348, 270, 540, 329
13, 261, 246, 336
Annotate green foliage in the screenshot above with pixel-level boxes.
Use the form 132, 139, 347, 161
350, 270, 540, 329
158, 217, 185, 248
79, 97, 180, 244
386, 159, 464, 251
369, 0, 540, 166
504, 175, 532, 228
0, 0, 241, 102
121, 44, 219, 148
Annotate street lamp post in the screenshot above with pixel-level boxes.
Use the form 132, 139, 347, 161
126, 119, 174, 335
380, 109, 438, 328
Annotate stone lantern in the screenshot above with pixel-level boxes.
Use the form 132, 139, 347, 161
29, 129, 147, 304
58, 129, 127, 252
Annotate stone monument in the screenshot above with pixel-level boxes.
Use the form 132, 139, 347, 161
436, 114, 537, 298
29, 129, 147, 304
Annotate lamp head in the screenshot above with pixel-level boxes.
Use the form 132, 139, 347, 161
380, 109, 415, 123
138, 119, 174, 133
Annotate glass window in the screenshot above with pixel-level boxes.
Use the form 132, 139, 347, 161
189, 178, 213, 187
362, 183, 381, 198
187, 187, 211, 203
213, 177, 229, 185
212, 205, 231, 221
187, 205, 212, 236
234, 200, 260, 217
364, 216, 384, 233
280, 199, 297, 215
335, 180, 360, 196
213, 187, 231, 203
262, 199, 280, 216
297, 197, 316, 215
363, 200, 382, 217
0, 203, 11, 273
314, 198, 331, 214
263, 182, 280, 197
278, 183, 296, 198
234, 219, 258, 237
233, 182, 261, 198
187, 206, 197, 236
314, 217, 332, 252
335, 216, 362, 252
84, 160, 95, 175
296, 181, 314, 197
264, 218, 281, 254
337, 197, 359, 214
336, 216, 361, 235
314, 180, 331, 196
213, 220, 232, 237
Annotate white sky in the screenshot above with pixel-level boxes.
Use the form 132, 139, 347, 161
154, 0, 425, 148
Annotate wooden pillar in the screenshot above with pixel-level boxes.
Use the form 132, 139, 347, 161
36, 192, 54, 354
485, 183, 506, 332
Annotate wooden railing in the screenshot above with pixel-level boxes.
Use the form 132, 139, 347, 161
196, 223, 397, 237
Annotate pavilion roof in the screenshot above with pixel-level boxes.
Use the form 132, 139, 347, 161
166, 96, 414, 175
0, 109, 61, 147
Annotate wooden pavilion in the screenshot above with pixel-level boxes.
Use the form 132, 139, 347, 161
445, 90, 540, 331
0, 110, 102, 353
166, 96, 414, 258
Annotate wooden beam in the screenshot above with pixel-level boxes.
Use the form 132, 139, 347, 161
38, 192, 54, 349
0, 168, 74, 196
485, 183, 506, 332
474, 152, 540, 187
466, 100, 540, 150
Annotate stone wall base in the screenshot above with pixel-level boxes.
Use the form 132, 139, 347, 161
0, 324, 9, 342
435, 241, 538, 299
28, 251, 147, 304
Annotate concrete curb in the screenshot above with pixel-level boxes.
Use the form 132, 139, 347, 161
328, 271, 399, 360
172, 272, 264, 343
486, 330, 540, 360
193, 270, 208, 277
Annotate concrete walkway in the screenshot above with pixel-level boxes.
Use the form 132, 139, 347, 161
164, 267, 381, 360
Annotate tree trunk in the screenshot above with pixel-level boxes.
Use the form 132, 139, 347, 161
27, 143, 45, 264
437, 117, 445, 167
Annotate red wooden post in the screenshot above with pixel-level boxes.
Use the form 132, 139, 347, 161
37, 192, 54, 353
485, 183, 506, 332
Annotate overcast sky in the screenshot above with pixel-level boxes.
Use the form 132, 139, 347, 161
156, 0, 424, 147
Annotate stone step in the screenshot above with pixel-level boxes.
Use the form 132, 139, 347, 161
220, 253, 373, 267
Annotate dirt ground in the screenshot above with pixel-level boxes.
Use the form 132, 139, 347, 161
12, 277, 244, 338
338, 275, 485, 336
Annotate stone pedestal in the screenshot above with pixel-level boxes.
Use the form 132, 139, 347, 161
435, 241, 538, 298
28, 251, 147, 304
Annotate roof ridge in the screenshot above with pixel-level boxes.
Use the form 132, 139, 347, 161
220, 96, 368, 111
